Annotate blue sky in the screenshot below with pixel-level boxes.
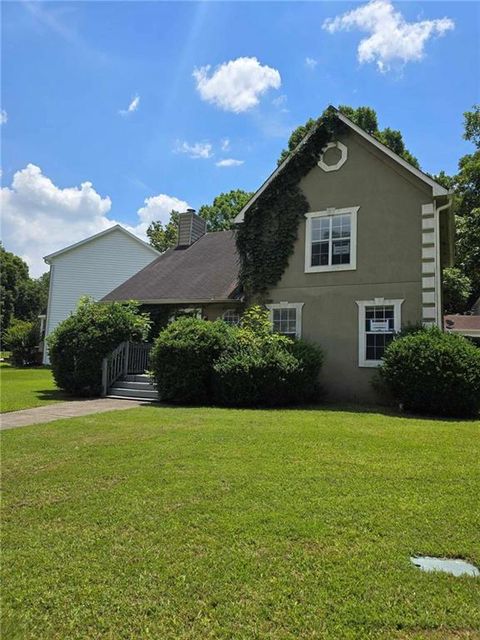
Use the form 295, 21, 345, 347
1, 0, 479, 275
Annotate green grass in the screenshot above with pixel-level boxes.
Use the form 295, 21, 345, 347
0, 362, 67, 413
2, 406, 479, 639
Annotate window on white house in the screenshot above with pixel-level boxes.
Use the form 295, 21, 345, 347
222, 309, 241, 325
356, 299, 403, 367
305, 207, 358, 273
267, 303, 304, 339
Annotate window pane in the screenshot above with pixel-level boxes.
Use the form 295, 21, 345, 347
320, 218, 330, 240
332, 239, 350, 265
311, 218, 322, 242
311, 241, 329, 266
272, 308, 297, 337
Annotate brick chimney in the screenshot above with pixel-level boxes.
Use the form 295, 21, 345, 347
177, 209, 206, 248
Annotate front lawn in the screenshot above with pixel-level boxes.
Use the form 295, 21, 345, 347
2, 406, 479, 639
0, 363, 67, 413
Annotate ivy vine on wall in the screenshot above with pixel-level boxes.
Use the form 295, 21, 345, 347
236, 107, 345, 299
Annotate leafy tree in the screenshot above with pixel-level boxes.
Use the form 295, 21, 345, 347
3, 319, 40, 367
0, 244, 29, 331
442, 267, 472, 314
198, 189, 253, 231
277, 117, 318, 165
277, 105, 419, 168
15, 272, 50, 322
463, 104, 480, 148
146, 211, 179, 253
441, 106, 480, 310
0, 245, 49, 332
147, 190, 253, 252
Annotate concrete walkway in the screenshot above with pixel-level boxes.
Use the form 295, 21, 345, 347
1, 398, 146, 431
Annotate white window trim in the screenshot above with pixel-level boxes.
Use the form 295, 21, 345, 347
266, 302, 304, 339
222, 309, 241, 325
304, 206, 359, 273
356, 298, 404, 368
317, 140, 348, 172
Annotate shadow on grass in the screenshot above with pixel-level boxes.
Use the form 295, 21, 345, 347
143, 400, 479, 423
35, 389, 71, 402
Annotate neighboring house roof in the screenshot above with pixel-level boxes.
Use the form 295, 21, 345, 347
444, 315, 480, 337
472, 297, 480, 316
102, 230, 240, 304
43, 224, 159, 263
234, 107, 449, 224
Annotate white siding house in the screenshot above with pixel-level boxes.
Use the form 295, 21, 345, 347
43, 225, 159, 364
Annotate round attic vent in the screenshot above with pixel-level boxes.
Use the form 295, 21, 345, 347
318, 141, 348, 172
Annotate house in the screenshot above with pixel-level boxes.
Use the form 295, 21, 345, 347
42, 225, 159, 364
102, 210, 242, 323
103, 107, 453, 402
444, 315, 480, 342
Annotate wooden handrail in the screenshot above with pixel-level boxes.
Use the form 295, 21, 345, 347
101, 341, 152, 396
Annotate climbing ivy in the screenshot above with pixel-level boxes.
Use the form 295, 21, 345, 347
236, 107, 344, 298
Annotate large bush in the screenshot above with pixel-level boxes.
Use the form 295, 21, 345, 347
47, 297, 150, 396
150, 317, 234, 404
150, 306, 324, 407
378, 326, 480, 418
213, 307, 323, 407
3, 319, 40, 366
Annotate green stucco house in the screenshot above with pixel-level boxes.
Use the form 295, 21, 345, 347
102, 107, 454, 402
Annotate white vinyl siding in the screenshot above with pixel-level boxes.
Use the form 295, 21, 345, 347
43, 228, 157, 363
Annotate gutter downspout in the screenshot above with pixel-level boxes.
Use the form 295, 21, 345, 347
434, 195, 453, 330
42, 259, 54, 365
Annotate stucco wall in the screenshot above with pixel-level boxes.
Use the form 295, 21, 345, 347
267, 128, 434, 402
44, 228, 158, 363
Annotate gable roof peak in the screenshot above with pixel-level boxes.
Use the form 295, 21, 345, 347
234, 106, 449, 224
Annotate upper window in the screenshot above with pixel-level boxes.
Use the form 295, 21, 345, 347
356, 298, 403, 367
305, 207, 358, 273
266, 303, 304, 339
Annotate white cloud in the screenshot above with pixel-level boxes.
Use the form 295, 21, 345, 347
1, 164, 188, 276
119, 94, 140, 116
193, 57, 281, 113
215, 159, 244, 168
174, 140, 213, 159
323, 0, 454, 72
135, 194, 190, 231
221, 138, 230, 151
272, 94, 289, 113
0, 109, 8, 125
305, 57, 318, 69
272, 94, 287, 107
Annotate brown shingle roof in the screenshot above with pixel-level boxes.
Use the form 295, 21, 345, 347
102, 231, 240, 303
444, 315, 480, 334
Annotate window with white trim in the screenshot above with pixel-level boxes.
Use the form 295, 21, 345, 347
356, 299, 403, 367
222, 309, 241, 325
305, 207, 358, 273
266, 303, 304, 339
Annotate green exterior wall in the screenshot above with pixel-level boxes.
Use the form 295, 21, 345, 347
266, 128, 435, 402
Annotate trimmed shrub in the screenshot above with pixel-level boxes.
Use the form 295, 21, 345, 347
47, 297, 150, 396
213, 306, 324, 407
3, 319, 39, 366
213, 338, 299, 407
287, 339, 324, 403
150, 317, 234, 404
378, 326, 480, 418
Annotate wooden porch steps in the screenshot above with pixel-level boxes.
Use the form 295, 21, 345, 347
107, 374, 158, 402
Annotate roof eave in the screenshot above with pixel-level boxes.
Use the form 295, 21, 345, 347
43, 224, 160, 262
